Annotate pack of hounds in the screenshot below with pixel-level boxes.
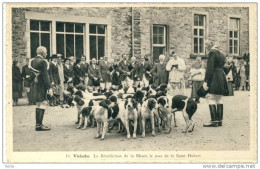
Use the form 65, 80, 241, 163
56, 84, 197, 140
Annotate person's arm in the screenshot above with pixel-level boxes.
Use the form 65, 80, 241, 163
98, 63, 102, 79
48, 64, 54, 84
204, 51, 215, 86
166, 60, 172, 71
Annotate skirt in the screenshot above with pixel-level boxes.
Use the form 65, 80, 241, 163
191, 81, 204, 98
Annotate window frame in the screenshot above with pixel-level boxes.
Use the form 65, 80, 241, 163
25, 12, 112, 62
89, 24, 107, 61
192, 14, 206, 55
152, 25, 166, 47
29, 20, 52, 57
55, 22, 85, 58
228, 17, 241, 56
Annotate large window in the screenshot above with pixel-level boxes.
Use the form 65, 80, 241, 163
89, 24, 106, 60
30, 20, 51, 58
193, 14, 206, 54
152, 25, 167, 62
229, 18, 240, 55
56, 22, 84, 58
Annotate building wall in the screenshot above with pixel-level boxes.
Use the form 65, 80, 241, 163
12, 7, 249, 68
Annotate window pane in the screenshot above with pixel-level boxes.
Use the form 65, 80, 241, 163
41, 21, 50, 31
194, 38, 198, 53
199, 29, 204, 36
199, 15, 204, 26
56, 22, 64, 32
234, 31, 238, 38
199, 38, 204, 53
66, 34, 74, 57
90, 36, 97, 60
41, 33, 50, 58
229, 40, 233, 47
234, 47, 238, 54
194, 15, 199, 26
97, 25, 105, 34
194, 29, 198, 35
66, 23, 74, 32
158, 27, 164, 35
90, 25, 96, 34
229, 31, 233, 38
30, 20, 39, 31
98, 36, 105, 59
56, 34, 65, 57
229, 47, 233, 54
75, 35, 83, 58
30, 33, 39, 57
158, 37, 163, 44
75, 23, 83, 33
153, 26, 158, 35
234, 40, 238, 48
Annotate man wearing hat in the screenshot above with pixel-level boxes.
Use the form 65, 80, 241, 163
98, 56, 112, 93
48, 54, 61, 106
29, 46, 53, 131
22, 58, 33, 105
118, 54, 131, 88
88, 58, 100, 92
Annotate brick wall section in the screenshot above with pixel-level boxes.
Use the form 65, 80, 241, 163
12, 7, 249, 69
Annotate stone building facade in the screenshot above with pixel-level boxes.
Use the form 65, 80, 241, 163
12, 7, 249, 68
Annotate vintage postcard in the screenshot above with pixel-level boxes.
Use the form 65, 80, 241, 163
3, 2, 257, 163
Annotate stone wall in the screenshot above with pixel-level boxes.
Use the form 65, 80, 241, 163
12, 7, 249, 68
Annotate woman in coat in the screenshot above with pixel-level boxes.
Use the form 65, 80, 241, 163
22, 58, 33, 105
12, 60, 23, 106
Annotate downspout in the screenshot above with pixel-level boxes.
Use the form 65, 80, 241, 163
131, 7, 134, 58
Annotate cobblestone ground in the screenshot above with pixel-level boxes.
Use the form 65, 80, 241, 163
12, 90, 250, 151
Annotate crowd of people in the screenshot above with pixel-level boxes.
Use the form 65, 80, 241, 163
12, 48, 250, 107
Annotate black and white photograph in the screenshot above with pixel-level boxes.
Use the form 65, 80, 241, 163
3, 2, 257, 164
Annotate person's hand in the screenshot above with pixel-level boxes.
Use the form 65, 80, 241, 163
116, 72, 120, 76
48, 88, 53, 96
134, 75, 137, 78
94, 77, 98, 81
203, 82, 209, 91
127, 72, 131, 76
26, 75, 30, 78
51, 82, 55, 85
100, 78, 103, 81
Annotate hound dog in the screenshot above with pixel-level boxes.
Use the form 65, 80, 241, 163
93, 99, 126, 140
157, 96, 172, 134
123, 96, 140, 139
171, 95, 197, 133
139, 98, 160, 138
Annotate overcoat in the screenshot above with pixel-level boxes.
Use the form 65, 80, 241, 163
111, 64, 121, 86
73, 65, 84, 86
29, 55, 51, 102
118, 60, 130, 81
88, 64, 100, 86
98, 61, 112, 82
152, 61, 168, 87
204, 48, 228, 95
12, 66, 23, 99
63, 64, 74, 83
48, 62, 60, 85
136, 61, 153, 81
22, 64, 32, 87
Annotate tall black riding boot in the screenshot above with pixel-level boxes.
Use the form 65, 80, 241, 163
203, 105, 218, 127
35, 108, 50, 131
216, 104, 223, 126
35, 108, 41, 128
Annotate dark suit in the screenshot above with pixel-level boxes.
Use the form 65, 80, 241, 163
63, 64, 74, 83
73, 64, 84, 86
152, 61, 168, 87
137, 61, 153, 81
88, 64, 99, 86
12, 66, 23, 101
48, 62, 60, 85
30, 55, 51, 102
22, 64, 32, 88
204, 48, 227, 95
98, 61, 112, 82
118, 60, 130, 81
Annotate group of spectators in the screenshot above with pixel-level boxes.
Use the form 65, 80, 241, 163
12, 48, 250, 107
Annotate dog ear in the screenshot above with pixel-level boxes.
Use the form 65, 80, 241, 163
133, 99, 138, 109
78, 99, 85, 107
99, 100, 109, 109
